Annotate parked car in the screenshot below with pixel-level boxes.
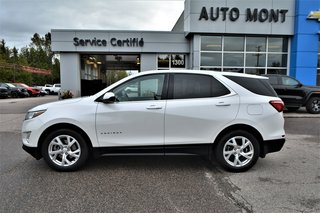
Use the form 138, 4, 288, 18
42, 83, 61, 94
264, 74, 320, 114
22, 70, 285, 172
0, 86, 9, 98
0, 83, 29, 98
13, 83, 41, 97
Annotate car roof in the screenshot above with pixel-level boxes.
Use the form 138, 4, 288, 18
138, 70, 267, 79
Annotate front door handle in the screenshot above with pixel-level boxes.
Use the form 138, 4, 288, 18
146, 105, 163, 110
216, 102, 231, 106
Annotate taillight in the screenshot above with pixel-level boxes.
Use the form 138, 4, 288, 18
269, 100, 285, 112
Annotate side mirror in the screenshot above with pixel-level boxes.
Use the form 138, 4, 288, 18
102, 92, 116, 103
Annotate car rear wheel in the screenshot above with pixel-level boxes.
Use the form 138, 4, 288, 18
306, 97, 320, 114
41, 129, 89, 171
214, 130, 260, 172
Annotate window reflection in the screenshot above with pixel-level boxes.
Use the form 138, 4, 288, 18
201, 53, 222, 66
223, 53, 244, 66
267, 69, 287, 75
158, 54, 170, 68
224, 36, 244, 51
158, 54, 186, 69
268, 37, 288, 52
245, 68, 265, 75
80, 54, 140, 96
223, 68, 244, 73
246, 53, 266, 67
246, 37, 266, 52
200, 67, 222, 71
201, 36, 222, 51
200, 36, 289, 75
267, 54, 287, 67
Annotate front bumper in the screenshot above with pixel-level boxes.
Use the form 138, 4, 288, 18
22, 145, 42, 160
260, 138, 286, 157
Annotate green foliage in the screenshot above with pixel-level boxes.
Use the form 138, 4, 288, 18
0, 33, 60, 85
105, 70, 128, 85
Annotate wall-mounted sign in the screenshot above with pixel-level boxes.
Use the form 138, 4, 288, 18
199, 7, 288, 23
73, 37, 144, 47
307, 10, 320, 21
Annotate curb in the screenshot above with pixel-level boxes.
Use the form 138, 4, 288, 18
284, 114, 320, 118
284, 107, 320, 118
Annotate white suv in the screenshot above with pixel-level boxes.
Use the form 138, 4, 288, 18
22, 70, 285, 172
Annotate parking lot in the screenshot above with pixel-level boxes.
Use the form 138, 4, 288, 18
0, 96, 319, 213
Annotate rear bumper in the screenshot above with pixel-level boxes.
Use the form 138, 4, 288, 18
22, 145, 42, 160
260, 138, 286, 157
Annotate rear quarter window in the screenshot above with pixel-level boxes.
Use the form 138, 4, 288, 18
171, 74, 230, 99
225, 75, 278, 97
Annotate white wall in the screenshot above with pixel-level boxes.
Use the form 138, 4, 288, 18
60, 53, 81, 97
140, 54, 157, 71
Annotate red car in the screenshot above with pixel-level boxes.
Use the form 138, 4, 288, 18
14, 83, 41, 97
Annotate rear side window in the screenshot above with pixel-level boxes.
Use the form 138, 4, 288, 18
267, 76, 278, 85
171, 74, 230, 99
225, 75, 277, 97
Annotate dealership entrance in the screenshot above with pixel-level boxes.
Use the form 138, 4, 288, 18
80, 54, 140, 96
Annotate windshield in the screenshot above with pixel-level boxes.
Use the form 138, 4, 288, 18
6, 83, 15, 88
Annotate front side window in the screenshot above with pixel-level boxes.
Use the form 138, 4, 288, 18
171, 74, 230, 99
112, 74, 165, 102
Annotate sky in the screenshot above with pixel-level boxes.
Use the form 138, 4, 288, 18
0, 0, 184, 50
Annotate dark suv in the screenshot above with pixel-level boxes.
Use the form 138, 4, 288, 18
264, 74, 320, 114
0, 83, 29, 98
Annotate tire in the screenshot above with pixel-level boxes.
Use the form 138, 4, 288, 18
41, 129, 89, 171
11, 92, 18, 98
214, 130, 260, 172
306, 97, 320, 114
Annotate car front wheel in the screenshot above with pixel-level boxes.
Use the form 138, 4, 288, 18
41, 129, 89, 171
214, 130, 260, 172
306, 97, 320, 114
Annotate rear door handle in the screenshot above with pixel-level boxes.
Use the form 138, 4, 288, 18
216, 102, 231, 106
146, 105, 163, 110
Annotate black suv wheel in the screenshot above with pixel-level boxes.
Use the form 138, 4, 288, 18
306, 97, 320, 114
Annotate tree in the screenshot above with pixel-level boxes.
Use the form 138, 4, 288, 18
0, 32, 60, 85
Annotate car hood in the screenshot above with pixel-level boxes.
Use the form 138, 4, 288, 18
29, 97, 84, 112
303, 85, 320, 91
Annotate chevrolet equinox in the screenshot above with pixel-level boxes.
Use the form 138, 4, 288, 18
22, 70, 286, 172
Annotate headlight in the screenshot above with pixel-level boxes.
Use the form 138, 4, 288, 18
25, 110, 47, 120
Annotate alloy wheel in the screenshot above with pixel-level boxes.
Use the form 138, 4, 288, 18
48, 135, 81, 167
223, 136, 254, 168
311, 99, 320, 112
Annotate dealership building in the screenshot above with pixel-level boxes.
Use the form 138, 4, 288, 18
51, 0, 320, 97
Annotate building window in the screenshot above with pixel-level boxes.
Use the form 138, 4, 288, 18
158, 54, 186, 69
80, 54, 140, 96
200, 36, 289, 75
